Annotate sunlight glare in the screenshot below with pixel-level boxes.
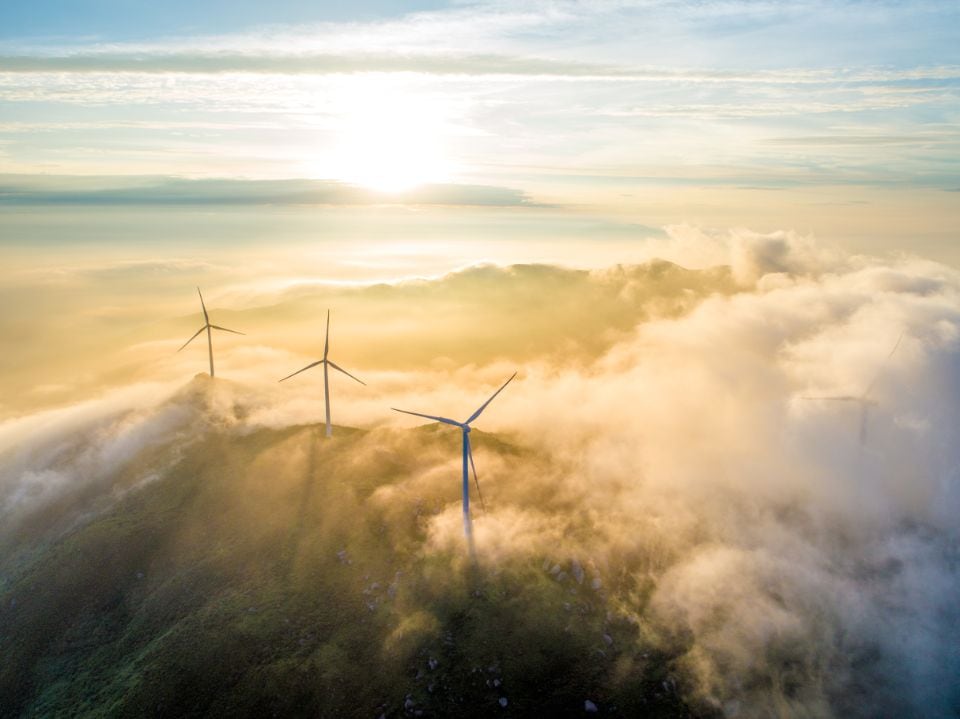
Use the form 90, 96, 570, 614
321, 80, 453, 193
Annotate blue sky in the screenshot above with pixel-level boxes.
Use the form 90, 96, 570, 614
1, 0, 958, 260
0, 0, 450, 41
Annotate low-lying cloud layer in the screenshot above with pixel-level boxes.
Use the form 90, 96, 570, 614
0, 175, 536, 208
2, 230, 959, 716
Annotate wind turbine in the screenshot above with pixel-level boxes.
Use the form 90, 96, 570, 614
803, 333, 903, 448
178, 287, 245, 378
279, 310, 366, 438
392, 372, 517, 556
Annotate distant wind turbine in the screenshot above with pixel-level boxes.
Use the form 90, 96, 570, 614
178, 287, 245, 378
803, 333, 903, 447
392, 372, 517, 556
279, 310, 366, 438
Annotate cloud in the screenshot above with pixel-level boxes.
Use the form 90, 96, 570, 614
4, 50, 958, 84
0, 175, 536, 207
2, 230, 960, 715
377, 234, 960, 715
765, 133, 959, 146
0, 52, 629, 77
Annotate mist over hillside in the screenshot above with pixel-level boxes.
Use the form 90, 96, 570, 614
0, 377, 691, 718
2, 235, 960, 717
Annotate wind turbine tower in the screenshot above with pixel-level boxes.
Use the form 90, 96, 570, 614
279, 310, 366, 438
178, 287, 245, 378
803, 333, 903, 448
392, 372, 517, 556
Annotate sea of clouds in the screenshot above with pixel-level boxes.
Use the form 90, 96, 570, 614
1, 228, 958, 717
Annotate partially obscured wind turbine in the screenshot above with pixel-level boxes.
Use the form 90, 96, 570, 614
178, 287, 245, 378
803, 333, 903, 447
392, 372, 516, 555
279, 310, 365, 438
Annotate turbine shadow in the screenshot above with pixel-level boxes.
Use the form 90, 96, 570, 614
283, 426, 322, 580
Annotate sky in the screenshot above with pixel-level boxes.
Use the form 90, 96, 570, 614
1, 0, 958, 265
0, 0, 959, 410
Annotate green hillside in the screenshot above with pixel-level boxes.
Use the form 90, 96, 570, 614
0, 377, 704, 718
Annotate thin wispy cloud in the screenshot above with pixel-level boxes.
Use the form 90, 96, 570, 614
0, 0, 957, 250
0, 175, 536, 207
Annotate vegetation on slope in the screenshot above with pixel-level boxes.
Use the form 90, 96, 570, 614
0, 378, 705, 718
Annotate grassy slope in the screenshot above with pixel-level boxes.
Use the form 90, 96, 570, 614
0, 384, 709, 718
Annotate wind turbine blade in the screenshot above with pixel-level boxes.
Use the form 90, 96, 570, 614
209, 324, 245, 336
278, 360, 324, 382
324, 309, 330, 360
465, 372, 517, 425
177, 326, 206, 352
863, 332, 904, 397
197, 287, 209, 323
467, 435, 486, 514
327, 360, 366, 386
391, 408, 462, 427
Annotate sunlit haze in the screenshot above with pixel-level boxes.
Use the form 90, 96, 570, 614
1, 2, 958, 717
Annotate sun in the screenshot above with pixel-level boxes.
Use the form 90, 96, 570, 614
319, 81, 454, 193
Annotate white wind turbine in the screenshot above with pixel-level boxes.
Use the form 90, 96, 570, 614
279, 310, 366, 438
178, 287, 245, 378
803, 333, 903, 447
392, 372, 517, 555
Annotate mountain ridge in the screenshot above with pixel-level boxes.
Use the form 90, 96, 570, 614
0, 377, 694, 718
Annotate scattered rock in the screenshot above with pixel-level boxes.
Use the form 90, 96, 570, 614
428, 658, 439, 671
591, 577, 602, 590
493, 678, 501, 687
603, 634, 613, 646
585, 699, 598, 712
499, 697, 508, 708
571, 559, 585, 584
550, 564, 562, 576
